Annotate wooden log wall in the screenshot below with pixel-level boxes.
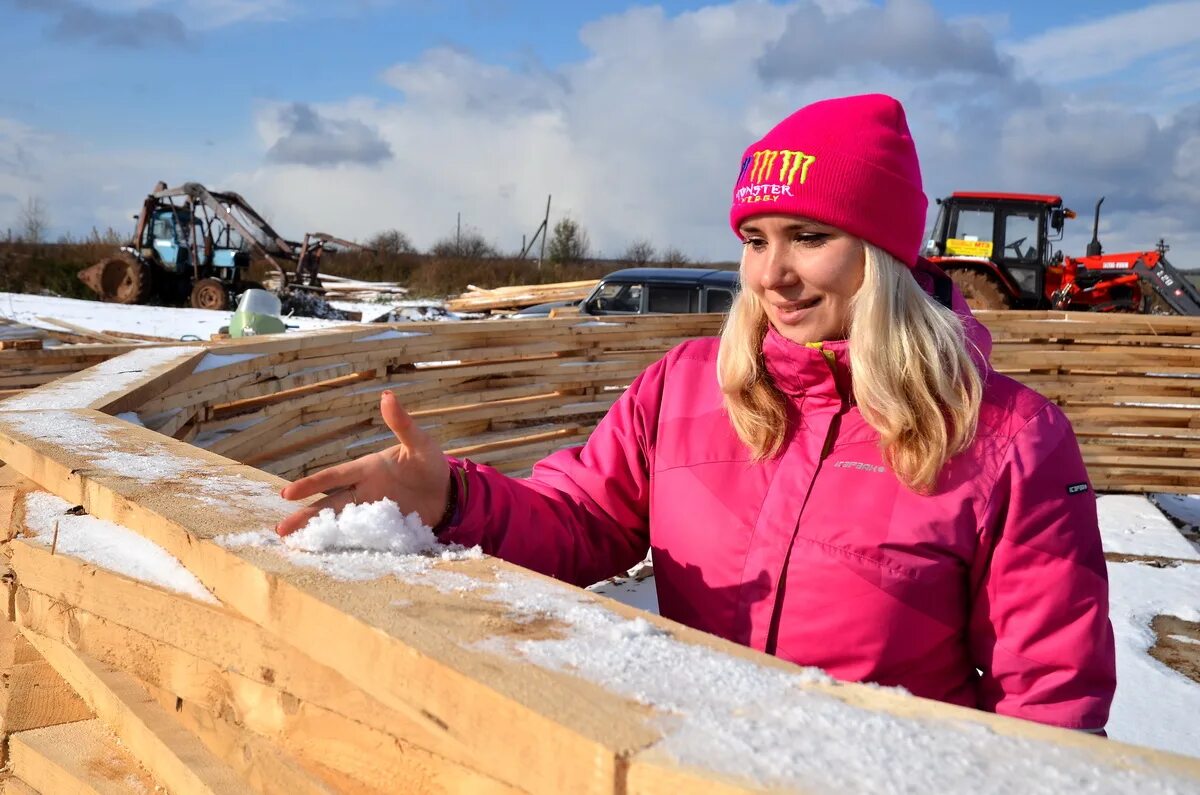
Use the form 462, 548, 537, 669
983, 311, 1200, 493
2, 311, 1198, 493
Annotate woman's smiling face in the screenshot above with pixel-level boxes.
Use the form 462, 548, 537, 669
739, 214, 865, 343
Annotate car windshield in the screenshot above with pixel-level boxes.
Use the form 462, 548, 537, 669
591, 282, 642, 313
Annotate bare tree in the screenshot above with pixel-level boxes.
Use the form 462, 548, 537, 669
431, 226, 499, 259
368, 229, 416, 256
623, 239, 656, 266
547, 217, 591, 264
19, 196, 48, 244
659, 246, 691, 267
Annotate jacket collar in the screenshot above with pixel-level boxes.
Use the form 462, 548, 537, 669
761, 325, 853, 401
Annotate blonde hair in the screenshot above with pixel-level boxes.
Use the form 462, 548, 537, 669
716, 242, 983, 493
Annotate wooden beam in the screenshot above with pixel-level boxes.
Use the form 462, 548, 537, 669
8, 719, 160, 795
19, 632, 246, 795
0, 624, 92, 736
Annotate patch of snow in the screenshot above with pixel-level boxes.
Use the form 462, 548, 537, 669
216, 502, 482, 589
1098, 495, 1200, 560
1168, 635, 1200, 646
0, 345, 196, 410
193, 352, 260, 373
6, 411, 303, 520
589, 576, 659, 614
0, 291, 353, 339
353, 329, 426, 343
22, 492, 217, 604
1104, 561, 1200, 758
116, 411, 145, 428
473, 570, 1188, 793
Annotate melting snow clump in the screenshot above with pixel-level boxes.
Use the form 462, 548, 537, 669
284, 498, 436, 553
216, 500, 482, 588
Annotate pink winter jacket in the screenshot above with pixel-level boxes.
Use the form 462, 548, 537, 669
441, 287, 1116, 731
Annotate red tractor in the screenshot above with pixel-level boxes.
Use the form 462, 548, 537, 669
924, 191, 1200, 315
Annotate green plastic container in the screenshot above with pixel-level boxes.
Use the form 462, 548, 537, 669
229, 289, 287, 337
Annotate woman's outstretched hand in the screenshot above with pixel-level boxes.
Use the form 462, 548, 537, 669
275, 391, 451, 537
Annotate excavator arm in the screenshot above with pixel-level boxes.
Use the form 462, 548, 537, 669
1134, 253, 1200, 315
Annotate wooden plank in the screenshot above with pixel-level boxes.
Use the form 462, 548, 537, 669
0, 411, 658, 794
16, 587, 515, 795
8, 542, 516, 795
34, 318, 127, 345
0, 649, 94, 733
1, 777, 42, 795
9, 719, 160, 795
19, 631, 247, 795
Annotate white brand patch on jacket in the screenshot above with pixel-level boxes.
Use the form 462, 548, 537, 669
834, 461, 887, 474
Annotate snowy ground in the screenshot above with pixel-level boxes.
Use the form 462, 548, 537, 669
5, 291, 1200, 759
0, 292, 457, 340
0, 291, 354, 339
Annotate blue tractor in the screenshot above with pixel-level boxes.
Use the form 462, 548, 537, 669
80, 181, 357, 310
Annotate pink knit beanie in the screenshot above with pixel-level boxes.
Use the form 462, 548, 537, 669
729, 94, 927, 267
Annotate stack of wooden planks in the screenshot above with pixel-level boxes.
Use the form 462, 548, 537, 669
1, 337, 1198, 792
98, 316, 724, 483
3, 311, 1199, 493
983, 311, 1200, 493
312, 274, 410, 300
446, 280, 598, 314
0, 341, 150, 400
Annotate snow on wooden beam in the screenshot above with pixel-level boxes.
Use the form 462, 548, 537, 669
1, 411, 1200, 792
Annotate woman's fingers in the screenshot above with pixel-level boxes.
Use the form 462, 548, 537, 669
275, 488, 355, 537
279, 458, 361, 501
275, 505, 320, 537
381, 391, 426, 449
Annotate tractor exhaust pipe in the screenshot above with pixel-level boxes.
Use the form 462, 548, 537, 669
1086, 196, 1105, 257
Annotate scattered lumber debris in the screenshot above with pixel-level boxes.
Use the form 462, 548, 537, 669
446, 280, 598, 314
34, 317, 130, 345
0, 340, 41, 352
317, 274, 410, 300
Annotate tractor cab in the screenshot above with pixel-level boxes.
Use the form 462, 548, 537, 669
144, 208, 197, 273
924, 192, 1072, 308
142, 206, 249, 277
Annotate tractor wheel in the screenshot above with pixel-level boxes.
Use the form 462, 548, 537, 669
945, 268, 1012, 311
79, 253, 152, 304
190, 278, 230, 311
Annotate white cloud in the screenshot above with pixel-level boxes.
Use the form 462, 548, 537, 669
1004, 1, 1200, 84
8, 0, 1200, 268
0, 116, 211, 239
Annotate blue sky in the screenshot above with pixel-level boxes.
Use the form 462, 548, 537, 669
3, 0, 1200, 263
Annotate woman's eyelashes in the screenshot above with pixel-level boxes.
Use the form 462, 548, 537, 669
795, 232, 829, 247
741, 232, 829, 251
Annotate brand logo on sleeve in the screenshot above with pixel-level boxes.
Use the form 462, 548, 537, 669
1067, 482, 1089, 495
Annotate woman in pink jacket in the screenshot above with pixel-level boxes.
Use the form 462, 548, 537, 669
278, 94, 1116, 732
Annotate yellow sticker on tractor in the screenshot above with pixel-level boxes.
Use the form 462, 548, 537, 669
945, 238, 994, 257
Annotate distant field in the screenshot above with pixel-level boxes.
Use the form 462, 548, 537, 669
1189, 273, 1200, 290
